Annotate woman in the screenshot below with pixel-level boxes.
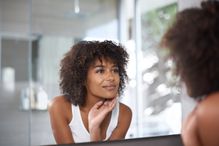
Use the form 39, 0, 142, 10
48, 40, 132, 144
161, 1, 219, 146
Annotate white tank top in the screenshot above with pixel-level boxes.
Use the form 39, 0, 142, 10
69, 101, 120, 143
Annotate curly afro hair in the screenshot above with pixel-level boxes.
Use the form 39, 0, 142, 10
161, 1, 219, 99
59, 40, 129, 106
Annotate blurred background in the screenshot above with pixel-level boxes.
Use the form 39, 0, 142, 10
0, 0, 201, 145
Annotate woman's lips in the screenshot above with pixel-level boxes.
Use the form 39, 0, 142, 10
103, 85, 117, 91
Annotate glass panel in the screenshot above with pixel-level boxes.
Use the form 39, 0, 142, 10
0, 0, 30, 145
137, 0, 181, 138
30, 0, 119, 145
0, 0, 183, 145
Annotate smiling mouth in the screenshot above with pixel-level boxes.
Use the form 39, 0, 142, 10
103, 85, 117, 91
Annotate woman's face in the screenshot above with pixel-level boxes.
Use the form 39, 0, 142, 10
85, 58, 120, 100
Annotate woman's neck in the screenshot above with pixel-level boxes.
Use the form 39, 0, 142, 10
80, 95, 104, 112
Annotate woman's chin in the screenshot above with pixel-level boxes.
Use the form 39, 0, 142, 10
103, 96, 116, 100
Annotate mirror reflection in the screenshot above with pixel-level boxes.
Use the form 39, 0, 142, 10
0, 0, 183, 145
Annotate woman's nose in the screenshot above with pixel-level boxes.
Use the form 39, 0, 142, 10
105, 71, 115, 80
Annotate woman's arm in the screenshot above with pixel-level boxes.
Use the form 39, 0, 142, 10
109, 103, 132, 140
48, 96, 74, 144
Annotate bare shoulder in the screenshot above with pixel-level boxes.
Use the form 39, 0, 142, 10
195, 92, 219, 146
197, 92, 219, 118
48, 95, 70, 110
196, 92, 219, 122
48, 96, 74, 143
48, 95, 72, 122
119, 102, 132, 119
109, 102, 132, 139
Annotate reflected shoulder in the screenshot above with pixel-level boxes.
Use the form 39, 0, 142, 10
48, 95, 70, 110
119, 102, 132, 118
48, 95, 72, 122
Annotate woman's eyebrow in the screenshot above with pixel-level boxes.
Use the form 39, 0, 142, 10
93, 64, 104, 68
92, 63, 118, 68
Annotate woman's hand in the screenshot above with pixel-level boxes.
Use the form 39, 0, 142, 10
88, 98, 117, 141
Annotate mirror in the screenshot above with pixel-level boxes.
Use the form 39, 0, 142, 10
0, 0, 183, 145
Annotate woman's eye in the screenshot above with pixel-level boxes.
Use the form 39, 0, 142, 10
96, 69, 104, 73
113, 68, 119, 73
